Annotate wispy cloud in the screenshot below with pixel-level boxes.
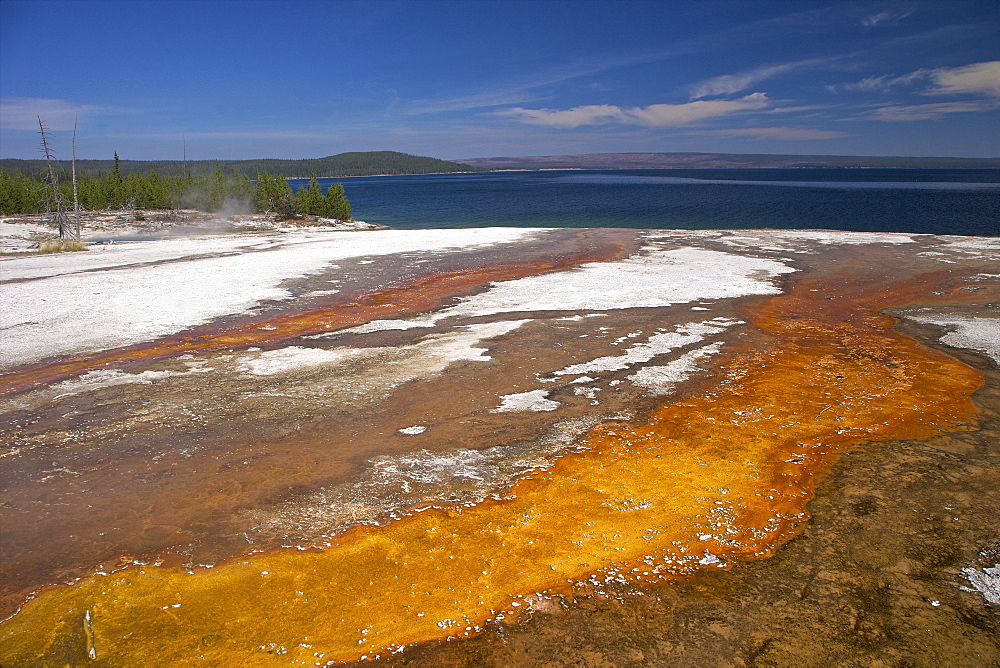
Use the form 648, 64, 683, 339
0, 97, 103, 131
861, 8, 915, 28
831, 61, 1000, 98
496, 94, 772, 130
629, 94, 773, 127
832, 61, 1000, 123
130, 129, 336, 141
926, 61, 1000, 98
867, 23, 987, 55
690, 126, 851, 140
495, 104, 624, 129
694, 24, 990, 100
407, 3, 899, 117
867, 100, 998, 121
403, 89, 543, 116
828, 70, 927, 93
767, 105, 829, 114
689, 59, 829, 99
403, 51, 688, 116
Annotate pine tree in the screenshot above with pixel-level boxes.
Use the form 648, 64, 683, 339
295, 173, 325, 216
107, 152, 125, 207
252, 171, 274, 212
253, 170, 296, 218
228, 169, 253, 208
272, 177, 297, 219
0, 170, 41, 214
323, 182, 351, 220
208, 163, 227, 211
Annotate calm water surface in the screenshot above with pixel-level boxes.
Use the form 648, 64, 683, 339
293, 169, 999, 236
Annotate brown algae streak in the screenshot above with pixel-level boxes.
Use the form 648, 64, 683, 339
0, 242, 623, 397
0, 271, 982, 664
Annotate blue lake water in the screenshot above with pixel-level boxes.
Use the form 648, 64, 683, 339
291, 169, 1000, 236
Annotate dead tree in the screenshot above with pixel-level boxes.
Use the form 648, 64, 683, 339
37, 116, 72, 239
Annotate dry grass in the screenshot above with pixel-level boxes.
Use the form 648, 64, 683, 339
37, 240, 87, 254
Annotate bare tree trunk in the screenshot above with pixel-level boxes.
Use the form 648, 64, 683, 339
37, 116, 67, 239
72, 117, 81, 239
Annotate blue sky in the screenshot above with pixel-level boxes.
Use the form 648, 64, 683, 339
1, 0, 998, 160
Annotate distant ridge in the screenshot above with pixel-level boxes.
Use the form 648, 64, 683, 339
456, 152, 1000, 170
0, 151, 482, 178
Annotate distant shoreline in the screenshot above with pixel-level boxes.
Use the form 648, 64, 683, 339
285, 170, 484, 180
456, 152, 1000, 171
298, 164, 1000, 181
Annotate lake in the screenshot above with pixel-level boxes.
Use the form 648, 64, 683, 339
291, 169, 1000, 236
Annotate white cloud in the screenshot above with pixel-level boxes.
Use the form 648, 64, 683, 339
497, 94, 772, 130
692, 126, 850, 140
868, 101, 997, 121
927, 61, 1000, 98
0, 97, 102, 131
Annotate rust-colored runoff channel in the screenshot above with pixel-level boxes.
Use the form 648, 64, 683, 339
0, 242, 623, 397
0, 270, 982, 664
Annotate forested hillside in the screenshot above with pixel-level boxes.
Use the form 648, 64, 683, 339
0, 151, 480, 179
